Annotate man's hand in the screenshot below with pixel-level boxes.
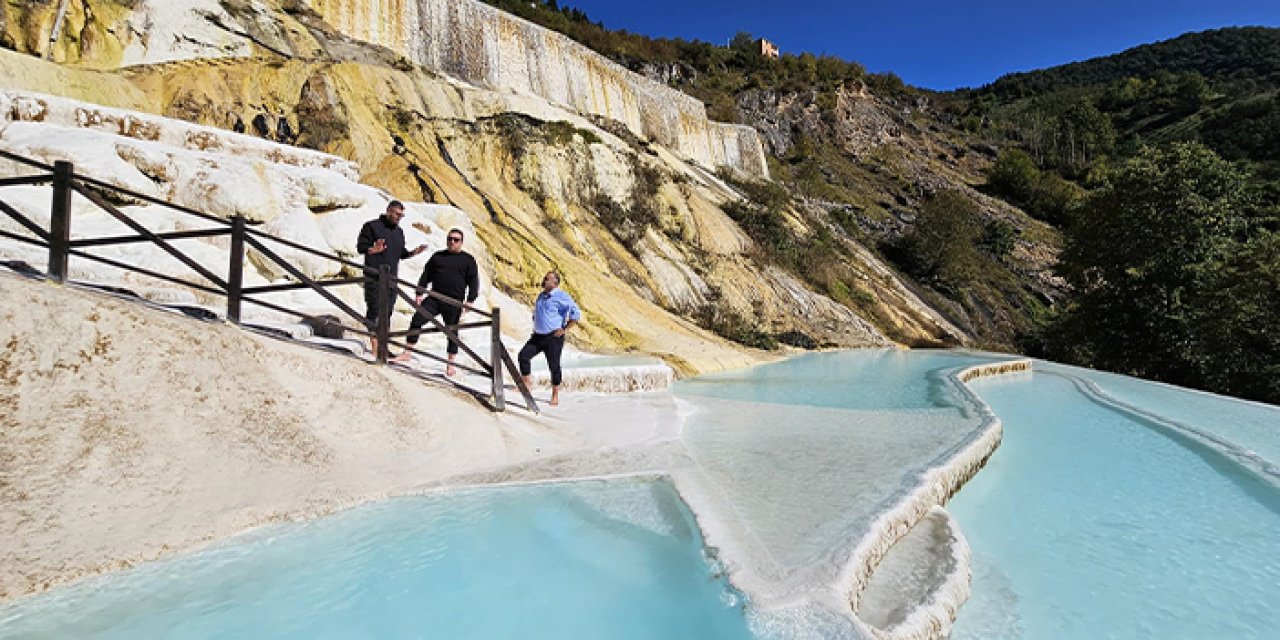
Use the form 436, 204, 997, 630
553, 327, 566, 338
369, 238, 387, 254
413, 244, 428, 256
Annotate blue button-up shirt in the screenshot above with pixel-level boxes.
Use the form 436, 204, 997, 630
532, 288, 582, 334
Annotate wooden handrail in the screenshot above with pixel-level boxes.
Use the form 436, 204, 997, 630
67, 247, 227, 296
0, 148, 56, 172
243, 234, 367, 327
0, 227, 50, 248
0, 198, 51, 241
71, 228, 229, 248
241, 276, 366, 295
73, 184, 229, 289
0, 175, 53, 188
0, 152, 528, 412
394, 287, 491, 372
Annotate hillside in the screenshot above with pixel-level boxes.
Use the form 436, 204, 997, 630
480, 0, 1067, 349
959, 26, 1280, 403
463, 6, 1279, 402
965, 27, 1280, 181
981, 27, 1280, 98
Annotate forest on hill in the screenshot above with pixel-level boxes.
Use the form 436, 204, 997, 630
484, 1, 1280, 404
962, 27, 1280, 403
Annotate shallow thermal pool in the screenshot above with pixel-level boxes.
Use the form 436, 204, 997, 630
0, 480, 752, 639
3, 350, 1277, 639
677, 349, 1280, 637
947, 366, 1280, 638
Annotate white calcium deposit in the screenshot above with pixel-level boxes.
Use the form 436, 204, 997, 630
526, 360, 675, 393
117, 0, 255, 66
839, 360, 1030, 639
857, 506, 972, 640
0, 90, 459, 301
663, 359, 1030, 639
304, 0, 769, 178
0, 90, 673, 391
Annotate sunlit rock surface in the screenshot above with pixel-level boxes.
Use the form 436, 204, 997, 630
0, 90, 460, 312
0, 90, 690, 394
304, 0, 768, 177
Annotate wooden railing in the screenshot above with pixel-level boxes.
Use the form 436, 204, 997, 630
0, 149, 538, 413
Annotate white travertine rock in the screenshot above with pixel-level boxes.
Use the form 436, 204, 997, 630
0, 124, 165, 197
119, 0, 254, 66
293, 167, 378, 211
857, 506, 972, 640
0, 92, 481, 302
0, 90, 360, 179
302, 0, 768, 178
256, 210, 341, 279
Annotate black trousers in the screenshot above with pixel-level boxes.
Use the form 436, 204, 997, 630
407, 297, 464, 354
518, 332, 565, 386
363, 281, 385, 326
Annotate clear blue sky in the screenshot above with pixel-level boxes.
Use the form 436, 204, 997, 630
559, 0, 1280, 90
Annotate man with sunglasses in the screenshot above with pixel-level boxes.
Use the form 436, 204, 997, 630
395, 228, 480, 376
357, 200, 427, 355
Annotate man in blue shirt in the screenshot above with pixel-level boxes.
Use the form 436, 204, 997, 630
519, 270, 582, 406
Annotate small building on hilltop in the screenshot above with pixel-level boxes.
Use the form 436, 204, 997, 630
758, 38, 780, 59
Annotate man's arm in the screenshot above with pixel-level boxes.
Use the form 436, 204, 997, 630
401, 234, 427, 260
356, 222, 375, 255
553, 292, 582, 337
465, 256, 480, 304
416, 255, 436, 297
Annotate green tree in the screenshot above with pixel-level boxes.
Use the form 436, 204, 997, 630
1191, 230, 1280, 402
1046, 142, 1268, 396
986, 148, 1039, 204
1028, 172, 1081, 226
1058, 98, 1115, 171
1174, 72, 1209, 113
900, 190, 984, 288
979, 219, 1019, 262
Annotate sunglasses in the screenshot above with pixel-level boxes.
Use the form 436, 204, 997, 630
447, 236, 463, 243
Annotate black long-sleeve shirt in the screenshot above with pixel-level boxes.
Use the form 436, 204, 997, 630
356, 216, 412, 277
417, 250, 480, 303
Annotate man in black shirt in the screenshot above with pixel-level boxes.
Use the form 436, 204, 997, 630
395, 227, 480, 376
356, 200, 426, 354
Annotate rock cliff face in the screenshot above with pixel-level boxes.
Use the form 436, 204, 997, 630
0, 0, 979, 373
304, 0, 768, 178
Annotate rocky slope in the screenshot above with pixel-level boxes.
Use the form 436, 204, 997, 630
0, 0, 987, 373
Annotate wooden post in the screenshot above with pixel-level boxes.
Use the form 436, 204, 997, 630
47, 160, 73, 282
375, 265, 392, 364
491, 307, 505, 411
226, 216, 246, 323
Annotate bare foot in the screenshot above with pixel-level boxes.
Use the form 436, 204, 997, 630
446, 364, 457, 377
391, 351, 413, 364
550, 390, 560, 406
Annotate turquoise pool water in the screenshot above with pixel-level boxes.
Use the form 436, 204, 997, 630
677, 349, 1000, 410
677, 349, 1280, 637
0, 480, 752, 640
6, 350, 1277, 639
948, 369, 1280, 638
672, 350, 1006, 608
